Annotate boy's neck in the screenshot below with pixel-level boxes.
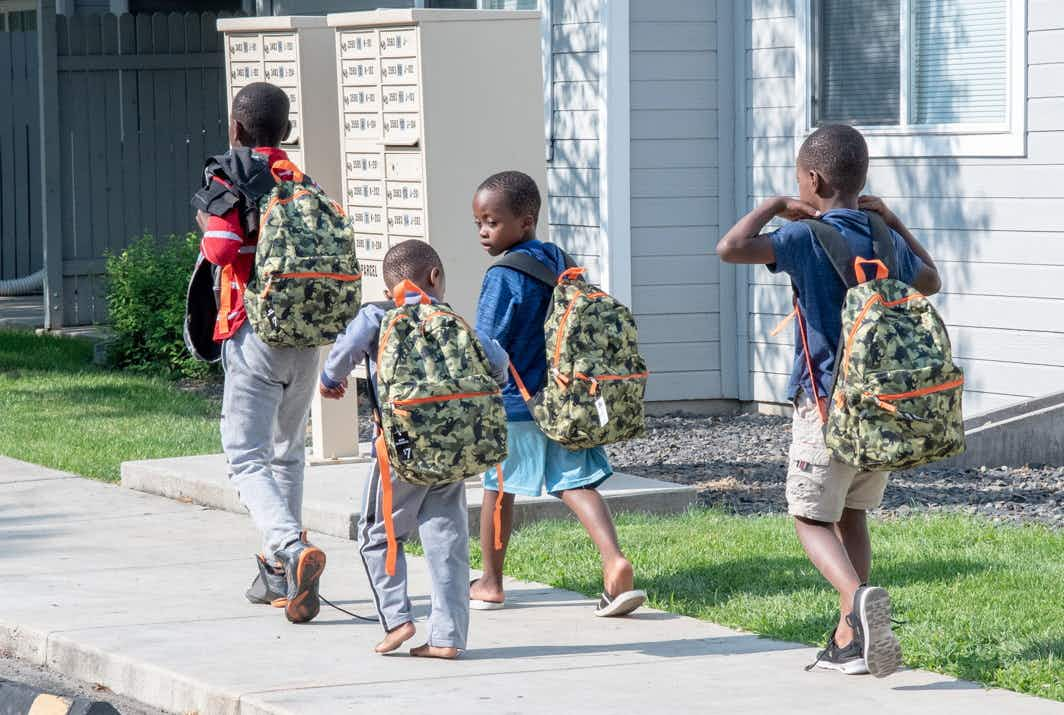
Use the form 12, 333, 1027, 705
816, 194, 859, 213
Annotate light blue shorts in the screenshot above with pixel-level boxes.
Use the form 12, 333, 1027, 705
483, 420, 613, 497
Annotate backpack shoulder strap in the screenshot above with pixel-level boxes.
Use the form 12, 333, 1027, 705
799, 218, 857, 289
863, 210, 899, 278
491, 251, 561, 287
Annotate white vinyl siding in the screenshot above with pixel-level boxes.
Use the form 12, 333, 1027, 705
744, 0, 1064, 417
548, 0, 604, 280
628, 0, 721, 402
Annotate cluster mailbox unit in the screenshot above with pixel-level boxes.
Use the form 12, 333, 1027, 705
216, 9, 546, 460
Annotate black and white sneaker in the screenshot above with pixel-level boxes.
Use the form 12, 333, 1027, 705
853, 585, 903, 678
806, 630, 868, 675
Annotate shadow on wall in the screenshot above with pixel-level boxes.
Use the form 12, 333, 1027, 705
742, 3, 1008, 413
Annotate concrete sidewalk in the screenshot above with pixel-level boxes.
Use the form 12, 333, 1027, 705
1, 457, 1059, 715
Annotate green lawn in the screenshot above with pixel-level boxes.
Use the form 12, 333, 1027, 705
467, 510, 1063, 701
0, 330, 220, 481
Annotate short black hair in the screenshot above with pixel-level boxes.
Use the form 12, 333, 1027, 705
476, 170, 541, 225
232, 82, 290, 147
383, 239, 444, 291
798, 124, 869, 197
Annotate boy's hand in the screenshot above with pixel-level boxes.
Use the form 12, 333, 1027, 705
319, 378, 348, 400
858, 195, 900, 228
195, 209, 210, 233
767, 196, 820, 222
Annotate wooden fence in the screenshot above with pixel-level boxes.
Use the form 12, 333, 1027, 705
0, 30, 42, 281
40, 8, 231, 326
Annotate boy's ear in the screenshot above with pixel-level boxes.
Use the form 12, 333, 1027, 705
230, 118, 250, 148
521, 213, 536, 234
281, 119, 292, 144
428, 266, 443, 289
809, 169, 825, 196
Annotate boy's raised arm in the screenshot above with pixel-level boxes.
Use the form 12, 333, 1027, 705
858, 195, 941, 296
716, 197, 820, 265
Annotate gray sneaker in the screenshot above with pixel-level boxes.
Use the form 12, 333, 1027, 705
275, 537, 326, 624
853, 585, 903, 678
245, 554, 287, 606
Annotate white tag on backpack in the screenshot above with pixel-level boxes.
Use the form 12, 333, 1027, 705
595, 396, 609, 427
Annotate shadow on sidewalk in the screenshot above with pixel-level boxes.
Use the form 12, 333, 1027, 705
464, 633, 803, 661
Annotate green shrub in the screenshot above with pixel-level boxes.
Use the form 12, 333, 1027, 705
105, 233, 215, 379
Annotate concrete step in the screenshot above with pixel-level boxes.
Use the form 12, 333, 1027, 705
936, 391, 1064, 469
120, 451, 696, 539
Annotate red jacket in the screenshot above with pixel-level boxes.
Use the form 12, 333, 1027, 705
200, 146, 294, 341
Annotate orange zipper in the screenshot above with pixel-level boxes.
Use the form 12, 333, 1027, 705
866, 377, 964, 414
262, 271, 361, 299
873, 378, 964, 402
392, 389, 500, 407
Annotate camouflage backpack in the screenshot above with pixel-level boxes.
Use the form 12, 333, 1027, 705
493, 251, 648, 450
796, 213, 965, 471
368, 280, 509, 575
243, 161, 362, 348
372, 280, 508, 486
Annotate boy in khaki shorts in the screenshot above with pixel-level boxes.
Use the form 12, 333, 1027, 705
716, 125, 941, 677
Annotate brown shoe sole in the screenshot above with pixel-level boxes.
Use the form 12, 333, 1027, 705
285, 547, 326, 624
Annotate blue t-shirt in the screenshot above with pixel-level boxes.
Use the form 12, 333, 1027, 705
768, 209, 924, 401
476, 238, 567, 421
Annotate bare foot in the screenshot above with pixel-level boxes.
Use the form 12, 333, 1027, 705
469, 576, 505, 605
603, 557, 634, 597
410, 643, 460, 659
375, 621, 416, 654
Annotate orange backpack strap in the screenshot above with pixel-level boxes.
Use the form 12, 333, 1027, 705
217, 264, 234, 334
376, 432, 400, 577
794, 298, 828, 424
508, 363, 533, 402
493, 464, 505, 550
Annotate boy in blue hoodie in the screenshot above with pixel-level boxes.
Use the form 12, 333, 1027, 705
468, 171, 645, 618
717, 125, 941, 677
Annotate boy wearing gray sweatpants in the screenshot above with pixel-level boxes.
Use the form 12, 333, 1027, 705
195, 83, 327, 625
320, 240, 508, 658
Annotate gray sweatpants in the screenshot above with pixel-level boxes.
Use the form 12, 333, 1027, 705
221, 322, 319, 558
358, 461, 470, 650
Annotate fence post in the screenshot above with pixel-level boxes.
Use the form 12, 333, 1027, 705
37, 0, 63, 329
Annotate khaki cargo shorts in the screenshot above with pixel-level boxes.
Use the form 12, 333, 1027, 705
786, 393, 888, 523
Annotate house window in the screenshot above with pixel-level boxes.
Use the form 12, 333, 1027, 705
797, 0, 1026, 157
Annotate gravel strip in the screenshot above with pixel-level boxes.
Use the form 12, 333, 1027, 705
606, 413, 1064, 529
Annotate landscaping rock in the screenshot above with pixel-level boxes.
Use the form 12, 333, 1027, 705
607, 413, 1064, 528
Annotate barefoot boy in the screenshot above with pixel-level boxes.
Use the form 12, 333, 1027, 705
717, 125, 941, 676
469, 171, 645, 617
320, 240, 509, 658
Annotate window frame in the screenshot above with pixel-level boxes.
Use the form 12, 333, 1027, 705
794, 0, 1027, 158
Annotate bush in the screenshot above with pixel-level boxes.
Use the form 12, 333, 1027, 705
105, 232, 216, 379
